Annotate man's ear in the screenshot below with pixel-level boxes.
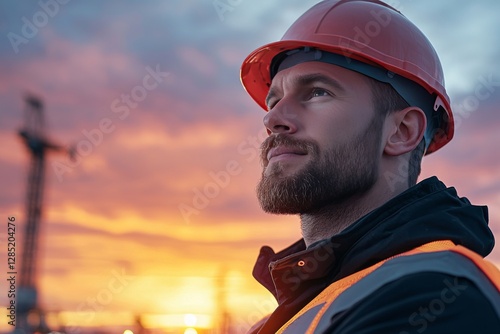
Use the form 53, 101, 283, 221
384, 107, 426, 156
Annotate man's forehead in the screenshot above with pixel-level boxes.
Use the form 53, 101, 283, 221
266, 62, 367, 102
270, 61, 365, 87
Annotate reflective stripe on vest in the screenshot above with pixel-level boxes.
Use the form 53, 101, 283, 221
277, 240, 500, 334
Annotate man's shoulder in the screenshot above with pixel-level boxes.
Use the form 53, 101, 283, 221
328, 271, 500, 333
316, 247, 500, 333
337, 248, 500, 312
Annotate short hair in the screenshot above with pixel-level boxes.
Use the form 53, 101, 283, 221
368, 78, 426, 186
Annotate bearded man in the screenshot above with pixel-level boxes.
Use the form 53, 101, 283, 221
240, 1, 500, 333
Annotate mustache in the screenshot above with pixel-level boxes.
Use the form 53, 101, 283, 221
260, 134, 318, 165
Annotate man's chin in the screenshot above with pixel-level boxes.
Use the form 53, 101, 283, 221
257, 186, 313, 214
259, 203, 302, 215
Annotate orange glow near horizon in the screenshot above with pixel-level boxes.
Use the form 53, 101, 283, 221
142, 313, 212, 329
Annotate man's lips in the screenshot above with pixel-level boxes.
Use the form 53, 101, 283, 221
267, 146, 307, 162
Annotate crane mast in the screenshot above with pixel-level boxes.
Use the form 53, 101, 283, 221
16, 95, 62, 333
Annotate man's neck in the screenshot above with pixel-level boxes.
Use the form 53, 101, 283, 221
299, 182, 405, 247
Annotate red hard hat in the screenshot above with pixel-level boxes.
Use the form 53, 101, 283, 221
240, 0, 454, 154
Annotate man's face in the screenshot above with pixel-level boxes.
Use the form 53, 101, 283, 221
257, 61, 385, 214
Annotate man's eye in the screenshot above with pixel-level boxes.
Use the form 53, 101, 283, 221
311, 88, 330, 98
267, 99, 279, 110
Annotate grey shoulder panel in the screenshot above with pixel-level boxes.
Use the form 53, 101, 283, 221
314, 250, 500, 333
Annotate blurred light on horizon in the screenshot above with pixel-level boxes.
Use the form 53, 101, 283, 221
184, 313, 198, 327
142, 313, 212, 329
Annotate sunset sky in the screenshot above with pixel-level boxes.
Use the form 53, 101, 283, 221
1, 1, 500, 333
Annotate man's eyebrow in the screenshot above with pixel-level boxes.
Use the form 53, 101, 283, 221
265, 72, 346, 108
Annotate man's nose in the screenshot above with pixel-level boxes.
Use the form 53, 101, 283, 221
263, 99, 299, 135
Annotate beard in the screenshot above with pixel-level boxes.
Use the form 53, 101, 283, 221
257, 115, 383, 214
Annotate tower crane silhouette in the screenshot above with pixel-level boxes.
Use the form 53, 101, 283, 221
16, 95, 67, 333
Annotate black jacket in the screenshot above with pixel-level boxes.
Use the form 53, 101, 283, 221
250, 176, 499, 333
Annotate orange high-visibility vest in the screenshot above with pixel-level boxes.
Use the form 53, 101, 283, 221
276, 240, 500, 334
